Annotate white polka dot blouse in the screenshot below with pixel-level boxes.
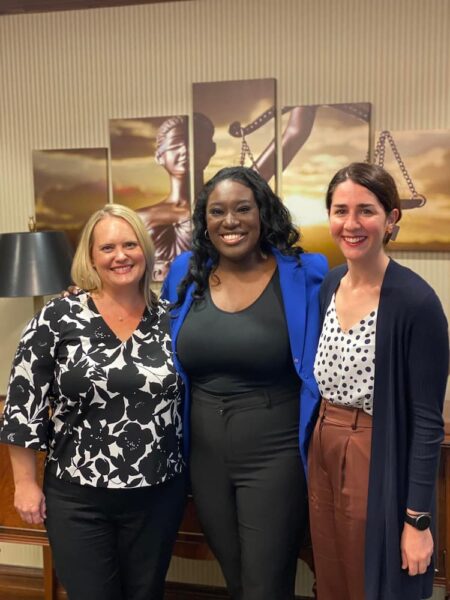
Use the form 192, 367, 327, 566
314, 294, 377, 415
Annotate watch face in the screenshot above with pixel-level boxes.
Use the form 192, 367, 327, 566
416, 514, 431, 531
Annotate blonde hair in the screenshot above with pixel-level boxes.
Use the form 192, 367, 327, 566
71, 203, 157, 309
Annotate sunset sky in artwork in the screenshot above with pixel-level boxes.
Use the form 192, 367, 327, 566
33, 148, 108, 248
109, 116, 180, 209
378, 129, 450, 249
281, 103, 370, 265
193, 79, 277, 188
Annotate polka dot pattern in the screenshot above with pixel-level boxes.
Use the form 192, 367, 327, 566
314, 294, 377, 415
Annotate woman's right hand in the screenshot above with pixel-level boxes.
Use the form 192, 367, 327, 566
14, 479, 47, 524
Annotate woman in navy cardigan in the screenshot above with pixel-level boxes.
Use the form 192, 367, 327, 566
309, 162, 448, 600
162, 166, 327, 600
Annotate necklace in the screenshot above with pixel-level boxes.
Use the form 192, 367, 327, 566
114, 306, 143, 322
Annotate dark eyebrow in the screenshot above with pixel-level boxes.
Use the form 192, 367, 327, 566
331, 202, 376, 208
208, 198, 253, 206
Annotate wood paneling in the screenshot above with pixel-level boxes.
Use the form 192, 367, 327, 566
0, 447, 48, 546
0, 565, 47, 600
0, 399, 48, 547
435, 434, 450, 597
0, 564, 313, 600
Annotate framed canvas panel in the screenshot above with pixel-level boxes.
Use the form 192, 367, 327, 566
109, 116, 191, 281
281, 103, 371, 267
373, 129, 450, 250
33, 148, 109, 249
193, 78, 277, 196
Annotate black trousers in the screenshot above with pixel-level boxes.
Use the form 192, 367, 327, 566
190, 385, 307, 600
43, 471, 187, 600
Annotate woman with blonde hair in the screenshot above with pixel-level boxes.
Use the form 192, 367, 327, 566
0, 204, 186, 600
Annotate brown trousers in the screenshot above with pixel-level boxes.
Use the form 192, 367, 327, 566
308, 399, 372, 600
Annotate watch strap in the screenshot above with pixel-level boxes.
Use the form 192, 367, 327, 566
404, 512, 431, 530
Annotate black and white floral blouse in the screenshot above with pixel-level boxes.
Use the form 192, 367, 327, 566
0, 293, 184, 489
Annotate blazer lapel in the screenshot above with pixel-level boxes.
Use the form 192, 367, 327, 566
275, 251, 307, 372
171, 283, 195, 353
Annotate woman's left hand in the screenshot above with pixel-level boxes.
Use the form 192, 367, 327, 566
400, 523, 433, 576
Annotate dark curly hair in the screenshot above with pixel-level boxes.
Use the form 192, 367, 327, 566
174, 166, 302, 308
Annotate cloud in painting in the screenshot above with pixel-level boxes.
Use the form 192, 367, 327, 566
110, 119, 161, 160
33, 149, 109, 247
193, 79, 276, 128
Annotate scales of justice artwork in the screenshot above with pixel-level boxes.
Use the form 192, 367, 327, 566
33, 148, 109, 249
372, 128, 450, 251
280, 103, 371, 267
32, 81, 448, 284
193, 78, 277, 196
109, 116, 192, 282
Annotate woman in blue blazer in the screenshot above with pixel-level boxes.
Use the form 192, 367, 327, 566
162, 166, 327, 600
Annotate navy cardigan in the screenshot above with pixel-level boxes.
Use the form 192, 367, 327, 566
161, 248, 328, 474
320, 260, 448, 600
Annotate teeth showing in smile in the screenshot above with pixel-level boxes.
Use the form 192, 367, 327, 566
343, 236, 366, 244
112, 265, 133, 273
221, 233, 245, 242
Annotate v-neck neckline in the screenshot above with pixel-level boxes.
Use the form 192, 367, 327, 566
331, 293, 377, 335
87, 295, 147, 344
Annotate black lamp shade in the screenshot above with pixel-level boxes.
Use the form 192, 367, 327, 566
0, 231, 74, 297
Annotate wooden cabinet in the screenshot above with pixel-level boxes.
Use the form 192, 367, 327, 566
434, 425, 450, 598
0, 443, 56, 600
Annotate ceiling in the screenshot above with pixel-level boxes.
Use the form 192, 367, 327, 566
0, 0, 189, 16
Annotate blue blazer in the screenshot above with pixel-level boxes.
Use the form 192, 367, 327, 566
161, 249, 328, 474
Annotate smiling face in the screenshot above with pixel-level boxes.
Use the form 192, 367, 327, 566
329, 179, 399, 264
206, 178, 261, 265
90, 216, 146, 293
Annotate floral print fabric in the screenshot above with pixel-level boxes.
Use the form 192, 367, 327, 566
0, 293, 183, 488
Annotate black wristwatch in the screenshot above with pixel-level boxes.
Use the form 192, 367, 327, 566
404, 512, 431, 531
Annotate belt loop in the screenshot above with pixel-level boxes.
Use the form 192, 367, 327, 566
264, 389, 272, 408
351, 408, 359, 430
